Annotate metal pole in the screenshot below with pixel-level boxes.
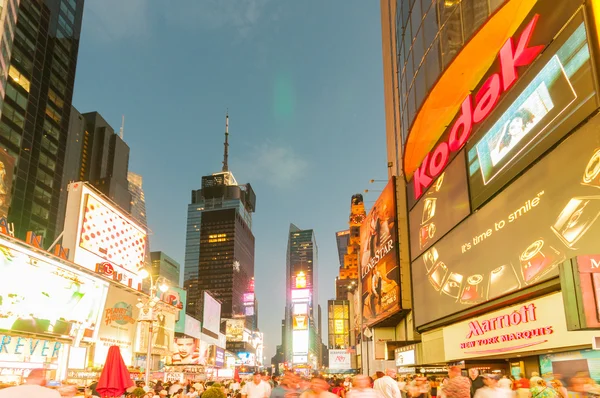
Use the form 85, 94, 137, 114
145, 319, 153, 385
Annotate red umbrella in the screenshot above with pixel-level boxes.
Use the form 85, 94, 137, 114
96, 346, 134, 398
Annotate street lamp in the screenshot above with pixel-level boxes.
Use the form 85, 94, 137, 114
137, 270, 169, 384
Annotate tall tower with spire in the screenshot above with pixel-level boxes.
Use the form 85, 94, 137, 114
183, 114, 258, 331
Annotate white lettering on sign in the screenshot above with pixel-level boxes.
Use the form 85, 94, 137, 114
0, 335, 62, 358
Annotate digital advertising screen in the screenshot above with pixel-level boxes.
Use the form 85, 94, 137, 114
293, 330, 309, 354
412, 112, 600, 327
360, 179, 399, 327
467, 13, 598, 208
225, 318, 245, 341
203, 291, 221, 337
409, 154, 470, 260
0, 237, 108, 340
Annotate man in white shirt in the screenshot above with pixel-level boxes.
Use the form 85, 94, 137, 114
0, 368, 61, 398
242, 372, 272, 398
374, 369, 401, 398
474, 374, 512, 398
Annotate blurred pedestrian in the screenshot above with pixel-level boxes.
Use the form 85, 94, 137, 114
469, 370, 485, 398
0, 368, 61, 398
550, 380, 567, 398
347, 375, 383, 398
443, 366, 470, 398
374, 369, 401, 398
473, 375, 511, 398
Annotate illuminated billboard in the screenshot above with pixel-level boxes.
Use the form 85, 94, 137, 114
291, 288, 310, 302
292, 330, 309, 354
135, 308, 177, 355
243, 292, 254, 304
94, 285, 138, 366
467, 13, 598, 208
293, 315, 308, 330
203, 291, 221, 337
225, 318, 245, 341
359, 179, 400, 327
167, 337, 209, 365
412, 112, 600, 327
0, 236, 108, 340
408, 154, 470, 259
62, 182, 147, 289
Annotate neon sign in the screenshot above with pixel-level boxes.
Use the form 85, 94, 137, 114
413, 15, 544, 199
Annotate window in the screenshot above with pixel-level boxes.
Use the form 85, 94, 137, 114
45, 103, 61, 124
60, 2, 75, 24
38, 152, 56, 171
47, 88, 64, 109
5, 82, 27, 110
36, 169, 54, 188
43, 120, 60, 141
0, 122, 21, 147
2, 102, 24, 128
57, 15, 73, 37
31, 203, 49, 220
8, 65, 30, 92
41, 136, 58, 155
11, 47, 33, 75
50, 74, 66, 95
34, 186, 52, 206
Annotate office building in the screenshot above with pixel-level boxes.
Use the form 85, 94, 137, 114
128, 171, 147, 228
335, 230, 349, 268
0, 0, 21, 111
0, 0, 84, 242
150, 251, 180, 288
335, 194, 364, 300
183, 114, 257, 325
285, 224, 321, 369
380, 0, 600, 377
58, 107, 131, 231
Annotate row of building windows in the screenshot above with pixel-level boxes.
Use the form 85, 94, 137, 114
396, 0, 503, 142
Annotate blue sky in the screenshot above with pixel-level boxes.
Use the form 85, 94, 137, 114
73, 0, 387, 360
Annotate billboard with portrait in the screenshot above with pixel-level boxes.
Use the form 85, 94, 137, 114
62, 182, 147, 289
359, 178, 399, 327
0, 150, 14, 219
168, 337, 209, 365
409, 154, 470, 259
94, 285, 139, 366
203, 291, 221, 337
135, 307, 177, 356
0, 236, 108, 340
467, 12, 598, 208
159, 287, 186, 334
412, 112, 600, 327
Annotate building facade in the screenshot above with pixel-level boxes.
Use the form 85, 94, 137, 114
150, 251, 180, 288
381, 0, 600, 380
0, 0, 84, 242
0, 0, 21, 111
335, 229, 349, 268
127, 171, 147, 228
58, 107, 132, 231
285, 224, 322, 370
335, 194, 365, 300
183, 115, 257, 329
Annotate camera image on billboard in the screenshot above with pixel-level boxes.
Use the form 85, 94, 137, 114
468, 18, 597, 209
409, 154, 470, 260
412, 109, 600, 327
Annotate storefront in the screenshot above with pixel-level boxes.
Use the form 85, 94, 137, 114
0, 233, 109, 386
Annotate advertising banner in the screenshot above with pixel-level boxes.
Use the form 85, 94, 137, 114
359, 178, 400, 327
0, 151, 14, 219
0, 237, 107, 340
225, 318, 244, 342
62, 183, 147, 289
395, 349, 416, 366
160, 287, 186, 334
409, 154, 470, 259
443, 293, 598, 361
293, 315, 308, 330
467, 12, 597, 208
412, 110, 600, 327
202, 292, 221, 338
168, 337, 209, 365
184, 315, 201, 339
560, 255, 600, 330
329, 349, 351, 369
94, 285, 139, 366
135, 309, 176, 356
292, 330, 309, 355
540, 350, 600, 386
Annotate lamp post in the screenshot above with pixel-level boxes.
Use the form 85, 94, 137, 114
138, 269, 169, 385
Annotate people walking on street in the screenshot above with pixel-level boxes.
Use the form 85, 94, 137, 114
473, 375, 511, 398
443, 366, 471, 398
347, 375, 383, 398
469, 370, 485, 398
374, 369, 401, 398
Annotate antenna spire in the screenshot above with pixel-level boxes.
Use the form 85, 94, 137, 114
222, 111, 229, 172
119, 115, 125, 139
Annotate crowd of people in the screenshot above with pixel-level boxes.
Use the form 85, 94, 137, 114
2, 366, 600, 398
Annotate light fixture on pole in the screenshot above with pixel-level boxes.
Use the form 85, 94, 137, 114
363, 189, 382, 193
369, 179, 387, 183
137, 270, 169, 385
